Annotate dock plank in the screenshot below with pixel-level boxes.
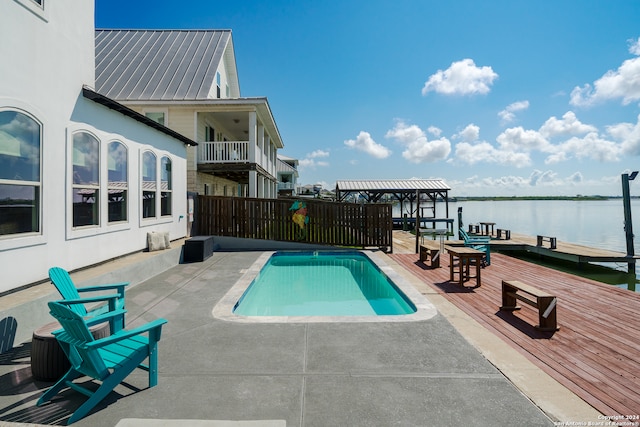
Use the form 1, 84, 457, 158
389, 247, 640, 417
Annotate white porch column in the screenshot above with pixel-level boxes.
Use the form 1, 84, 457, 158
257, 124, 264, 168
248, 111, 257, 163
249, 170, 257, 198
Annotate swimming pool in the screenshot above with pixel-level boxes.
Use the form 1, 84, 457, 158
234, 251, 415, 316
213, 250, 437, 323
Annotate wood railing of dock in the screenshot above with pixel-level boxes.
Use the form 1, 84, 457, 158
197, 196, 393, 250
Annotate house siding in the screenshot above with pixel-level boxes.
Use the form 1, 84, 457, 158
0, 0, 189, 292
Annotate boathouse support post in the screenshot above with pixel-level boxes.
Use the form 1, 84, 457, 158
415, 189, 420, 254
622, 172, 637, 274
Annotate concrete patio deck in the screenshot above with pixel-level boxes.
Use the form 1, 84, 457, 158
0, 242, 599, 426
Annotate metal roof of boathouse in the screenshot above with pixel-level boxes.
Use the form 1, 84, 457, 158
335, 179, 451, 203
336, 179, 450, 192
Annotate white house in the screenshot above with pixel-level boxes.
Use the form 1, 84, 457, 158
277, 154, 299, 197
0, 0, 195, 292
95, 30, 285, 199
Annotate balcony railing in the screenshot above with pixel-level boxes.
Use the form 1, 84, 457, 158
278, 182, 296, 191
198, 141, 249, 163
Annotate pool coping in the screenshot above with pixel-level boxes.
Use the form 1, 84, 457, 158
212, 250, 438, 323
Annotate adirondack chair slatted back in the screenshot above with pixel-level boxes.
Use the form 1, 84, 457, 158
49, 267, 88, 317
47, 302, 109, 380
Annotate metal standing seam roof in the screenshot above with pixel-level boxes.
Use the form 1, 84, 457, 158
95, 29, 234, 101
335, 179, 451, 192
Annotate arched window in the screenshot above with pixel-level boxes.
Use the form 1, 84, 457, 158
72, 132, 99, 227
108, 141, 127, 222
161, 156, 172, 216
0, 110, 41, 236
142, 151, 156, 218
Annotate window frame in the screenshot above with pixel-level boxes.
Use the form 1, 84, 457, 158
141, 150, 157, 220
14, 0, 48, 21
107, 140, 128, 223
160, 156, 172, 217
0, 108, 43, 240
71, 130, 100, 229
142, 108, 168, 126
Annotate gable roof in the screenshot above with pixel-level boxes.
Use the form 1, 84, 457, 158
95, 29, 238, 101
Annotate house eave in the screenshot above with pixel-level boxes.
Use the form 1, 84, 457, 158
82, 87, 198, 147
117, 97, 284, 149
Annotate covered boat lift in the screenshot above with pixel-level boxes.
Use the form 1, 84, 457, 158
335, 179, 452, 253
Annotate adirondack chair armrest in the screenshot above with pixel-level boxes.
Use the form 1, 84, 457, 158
83, 308, 128, 328
85, 318, 167, 349
55, 294, 122, 306
467, 237, 490, 243
76, 282, 129, 295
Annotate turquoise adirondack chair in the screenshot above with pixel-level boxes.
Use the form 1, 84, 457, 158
459, 228, 491, 266
49, 267, 129, 332
37, 300, 167, 425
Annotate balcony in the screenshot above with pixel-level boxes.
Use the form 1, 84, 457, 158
198, 141, 249, 163
278, 182, 296, 191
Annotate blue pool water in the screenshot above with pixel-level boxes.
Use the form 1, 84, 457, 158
233, 251, 417, 316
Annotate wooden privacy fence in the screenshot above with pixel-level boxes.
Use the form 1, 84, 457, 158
197, 196, 393, 251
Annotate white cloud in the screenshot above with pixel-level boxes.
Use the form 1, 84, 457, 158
454, 141, 531, 167
570, 39, 640, 106
496, 127, 551, 152
427, 126, 442, 137
385, 121, 451, 163
422, 59, 498, 96
307, 149, 329, 158
529, 169, 558, 186
629, 37, 640, 56
538, 111, 597, 138
298, 149, 330, 170
453, 124, 480, 142
344, 131, 391, 159
568, 172, 583, 184
608, 114, 640, 156
553, 132, 621, 163
498, 100, 529, 124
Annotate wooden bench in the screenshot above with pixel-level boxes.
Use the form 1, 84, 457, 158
536, 235, 557, 249
496, 228, 510, 240
499, 280, 559, 331
419, 240, 441, 268
468, 224, 480, 234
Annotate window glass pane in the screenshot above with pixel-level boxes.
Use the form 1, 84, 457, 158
0, 111, 40, 182
142, 151, 156, 189
161, 192, 171, 216
73, 132, 99, 185
161, 156, 171, 191
0, 184, 39, 235
145, 112, 164, 126
108, 141, 127, 183
72, 188, 99, 227
109, 190, 127, 222
108, 142, 127, 222
143, 191, 156, 218
142, 152, 157, 219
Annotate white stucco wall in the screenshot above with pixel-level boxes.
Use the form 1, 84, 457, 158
0, 0, 188, 292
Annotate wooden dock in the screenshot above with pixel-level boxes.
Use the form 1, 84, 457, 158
411, 230, 639, 265
390, 231, 640, 417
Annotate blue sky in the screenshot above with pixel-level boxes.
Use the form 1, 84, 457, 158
96, 0, 640, 197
